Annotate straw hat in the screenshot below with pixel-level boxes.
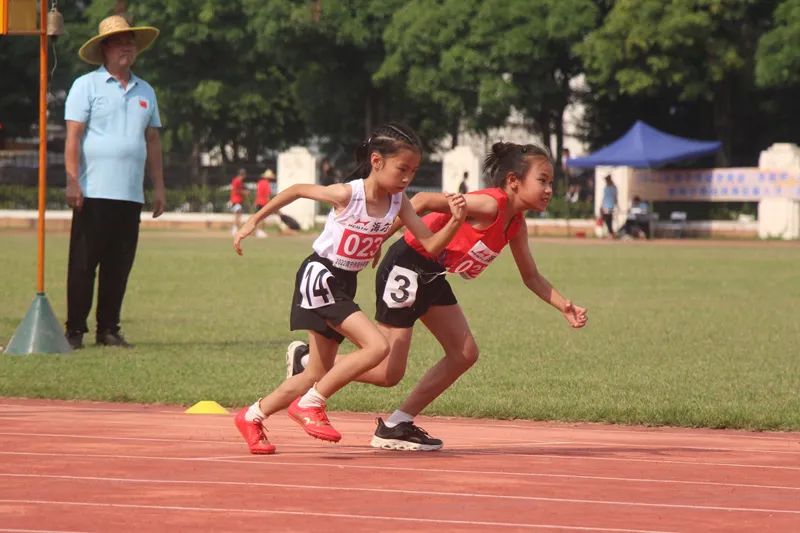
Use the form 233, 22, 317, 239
79, 15, 159, 65
261, 169, 276, 180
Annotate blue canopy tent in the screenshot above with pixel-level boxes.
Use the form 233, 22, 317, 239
567, 120, 721, 168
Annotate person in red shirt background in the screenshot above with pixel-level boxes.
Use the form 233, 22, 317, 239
255, 168, 299, 237
230, 168, 248, 235
254, 169, 273, 238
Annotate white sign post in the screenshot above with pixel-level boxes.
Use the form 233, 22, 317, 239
277, 147, 318, 230
442, 146, 480, 194
757, 143, 800, 240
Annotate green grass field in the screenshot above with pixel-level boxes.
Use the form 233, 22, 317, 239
2, 230, 799, 431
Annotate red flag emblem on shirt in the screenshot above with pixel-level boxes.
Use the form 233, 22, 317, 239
139, 99, 148, 109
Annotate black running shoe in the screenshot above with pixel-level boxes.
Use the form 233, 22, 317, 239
65, 330, 84, 350
285, 341, 308, 379
370, 417, 443, 451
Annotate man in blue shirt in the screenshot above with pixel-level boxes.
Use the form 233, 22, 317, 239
64, 15, 165, 349
600, 175, 618, 239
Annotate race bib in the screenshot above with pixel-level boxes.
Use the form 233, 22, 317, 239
299, 262, 334, 309
336, 228, 384, 260
382, 265, 419, 309
449, 241, 499, 279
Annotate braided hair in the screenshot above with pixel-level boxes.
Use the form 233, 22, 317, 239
345, 123, 423, 182
483, 142, 552, 188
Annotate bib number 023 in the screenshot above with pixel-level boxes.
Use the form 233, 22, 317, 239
337, 229, 383, 259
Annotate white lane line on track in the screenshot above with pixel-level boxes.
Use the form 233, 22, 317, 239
446, 449, 800, 470
0, 498, 676, 532
0, 529, 90, 533
2, 474, 799, 516
447, 439, 800, 455
2, 435, 798, 472
0, 403, 796, 443
1, 452, 799, 492
0, 432, 382, 451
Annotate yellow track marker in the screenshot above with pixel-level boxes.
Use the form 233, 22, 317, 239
185, 401, 229, 415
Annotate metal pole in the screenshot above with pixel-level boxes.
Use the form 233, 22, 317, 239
36, 0, 47, 293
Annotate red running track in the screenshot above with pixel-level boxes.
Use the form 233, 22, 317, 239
0, 398, 798, 532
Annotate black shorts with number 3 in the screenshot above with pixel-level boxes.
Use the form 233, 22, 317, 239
290, 253, 360, 343
374, 239, 457, 328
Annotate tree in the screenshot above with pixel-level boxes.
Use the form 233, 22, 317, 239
0, 1, 90, 142
375, 0, 484, 148
578, 0, 780, 165
55, 0, 303, 183
756, 0, 800, 87
123, 0, 304, 172
468, 0, 599, 169
244, 0, 406, 155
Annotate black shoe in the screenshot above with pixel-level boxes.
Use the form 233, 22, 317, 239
96, 331, 134, 348
285, 341, 308, 379
65, 331, 84, 350
370, 417, 443, 451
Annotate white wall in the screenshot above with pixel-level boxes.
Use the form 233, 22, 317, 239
276, 147, 318, 230
757, 143, 800, 240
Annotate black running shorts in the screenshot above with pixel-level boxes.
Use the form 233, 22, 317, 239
374, 239, 457, 328
290, 253, 360, 343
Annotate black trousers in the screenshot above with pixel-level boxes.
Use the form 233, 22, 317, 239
66, 198, 142, 335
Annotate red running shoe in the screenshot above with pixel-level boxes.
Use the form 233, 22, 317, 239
287, 397, 342, 442
234, 407, 276, 454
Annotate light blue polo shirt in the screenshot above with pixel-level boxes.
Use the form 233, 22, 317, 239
602, 184, 618, 210
64, 66, 161, 204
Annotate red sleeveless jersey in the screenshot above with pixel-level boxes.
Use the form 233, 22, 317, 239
404, 188, 523, 280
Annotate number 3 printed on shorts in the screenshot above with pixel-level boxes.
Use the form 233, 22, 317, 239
382, 265, 418, 309
300, 262, 335, 309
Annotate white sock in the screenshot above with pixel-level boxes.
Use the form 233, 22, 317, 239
300, 354, 309, 369
385, 410, 414, 428
245, 400, 267, 422
298, 385, 327, 409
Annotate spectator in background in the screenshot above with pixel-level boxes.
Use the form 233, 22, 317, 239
565, 184, 580, 203
230, 168, 247, 236
600, 175, 618, 238
253, 169, 273, 238
561, 148, 582, 203
63, 15, 165, 349
258, 169, 299, 236
621, 195, 651, 239
320, 158, 341, 186
458, 171, 470, 194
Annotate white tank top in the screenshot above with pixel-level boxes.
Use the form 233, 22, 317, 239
312, 179, 403, 271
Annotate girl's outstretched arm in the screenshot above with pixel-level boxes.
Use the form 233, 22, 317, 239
509, 223, 588, 329
398, 193, 466, 257
384, 192, 498, 238
234, 183, 351, 255
371, 192, 499, 268
411, 192, 498, 222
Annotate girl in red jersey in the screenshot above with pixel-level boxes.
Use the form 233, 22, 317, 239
231, 123, 466, 454
287, 141, 588, 451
